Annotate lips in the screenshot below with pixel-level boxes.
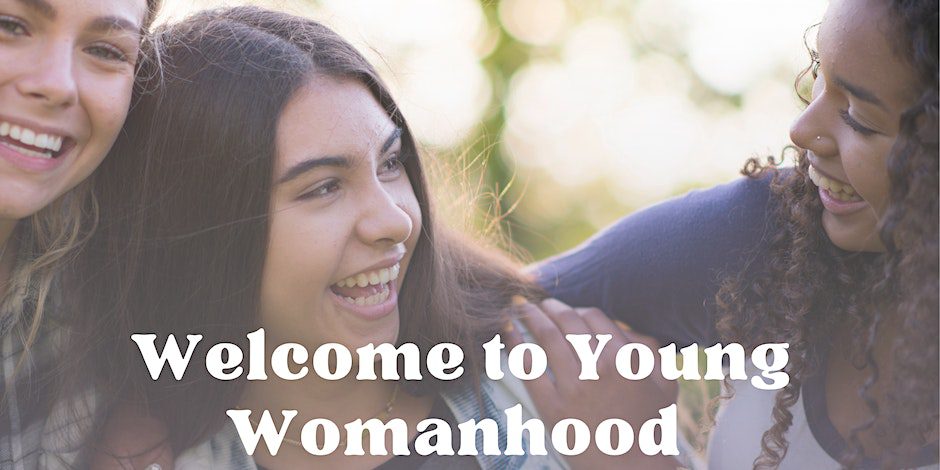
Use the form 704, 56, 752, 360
0, 120, 72, 159
808, 165, 868, 215
0, 118, 77, 172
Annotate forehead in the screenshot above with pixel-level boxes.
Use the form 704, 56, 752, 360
275, 77, 397, 170
819, 0, 921, 106
24, 0, 147, 27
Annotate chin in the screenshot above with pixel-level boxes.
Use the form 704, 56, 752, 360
341, 316, 401, 351
821, 212, 885, 253
0, 193, 50, 220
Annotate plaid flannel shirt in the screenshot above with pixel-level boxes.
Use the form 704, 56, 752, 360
0, 251, 94, 470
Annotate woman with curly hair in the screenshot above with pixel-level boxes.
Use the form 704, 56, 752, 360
536, 0, 938, 468
0, 0, 161, 467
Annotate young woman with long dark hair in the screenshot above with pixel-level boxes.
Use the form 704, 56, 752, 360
535, 0, 938, 468
0, 0, 161, 466
73, 6, 677, 469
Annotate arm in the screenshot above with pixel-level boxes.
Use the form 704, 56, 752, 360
533, 176, 774, 347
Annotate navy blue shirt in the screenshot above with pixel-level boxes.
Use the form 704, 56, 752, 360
536, 175, 774, 347
534, 175, 940, 468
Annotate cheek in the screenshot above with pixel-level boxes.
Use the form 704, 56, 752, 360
79, 71, 135, 148
261, 209, 345, 316
841, 140, 893, 214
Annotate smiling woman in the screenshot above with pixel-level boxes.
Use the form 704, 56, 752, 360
260, 78, 420, 355
534, 0, 938, 468
788, 0, 926, 253
0, 0, 151, 221
68, 6, 582, 469
0, 0, 159, 466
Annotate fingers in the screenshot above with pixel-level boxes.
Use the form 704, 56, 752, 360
510, 299, 673, 390
503, 312, 560, 403
618, 330, 677, 397
573, 306, 627, 375
514, 301, 580, 380
575, 306, 628, 344
540, 298, 592, 336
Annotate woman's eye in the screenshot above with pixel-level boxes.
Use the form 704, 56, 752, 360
0, 17, 27, 36
298, 180, 340, 201
86, 44, 129, 63
839, 109, 877, 137
378, 154, 404, 177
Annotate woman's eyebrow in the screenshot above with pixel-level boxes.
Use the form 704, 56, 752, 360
88, 15, 143, 36
835, 75, 886, 109
381, 127, 402, 153
14, 0, 56, 19
277, 156, 351, 184
276, 127, 402, 185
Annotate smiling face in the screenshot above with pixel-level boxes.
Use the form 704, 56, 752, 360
788, 0, 922, 252
0, 0, 146, 222
260, 77, 421, 353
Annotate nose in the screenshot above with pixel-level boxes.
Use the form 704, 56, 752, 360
15, 39, 78, 109
789, 79, 837, 158
355, 183, 414, 247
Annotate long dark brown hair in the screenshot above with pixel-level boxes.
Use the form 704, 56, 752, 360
68, 6, 539, 453
715, 1, 938, 468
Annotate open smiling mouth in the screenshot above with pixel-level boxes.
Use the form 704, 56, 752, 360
330, 263, 401, 306
0, 121, 74, 160
808, 165, 863, 203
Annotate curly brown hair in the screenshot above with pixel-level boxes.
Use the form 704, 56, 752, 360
714, 1, 938, 468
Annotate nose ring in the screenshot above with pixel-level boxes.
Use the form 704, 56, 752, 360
816, 136, 821, 141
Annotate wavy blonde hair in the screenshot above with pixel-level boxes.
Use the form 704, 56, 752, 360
3, 0, 164, 375
6, 182, 98, 370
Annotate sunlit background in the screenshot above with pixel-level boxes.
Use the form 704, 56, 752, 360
155, 0, 826, 451
156, 0, 825, 260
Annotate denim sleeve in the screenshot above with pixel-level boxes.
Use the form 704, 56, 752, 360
534, 176, 774, 347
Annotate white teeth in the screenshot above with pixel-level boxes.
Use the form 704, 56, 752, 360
335, 263, 401, 290
20, 128, 35, 146
341, 285, 391, 306
0, 121, 66, 153
333, 264, 400, 306
808, 165, 863, 202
